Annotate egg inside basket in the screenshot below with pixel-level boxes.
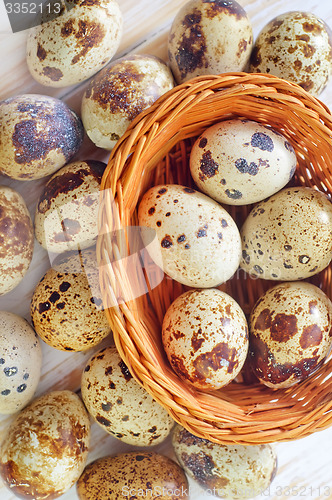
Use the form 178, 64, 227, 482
97, 73, 332, 445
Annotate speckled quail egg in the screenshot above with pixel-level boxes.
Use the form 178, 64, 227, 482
0, 311, 42, 415
0, 186, 34, 295
34, 160, 106, 254
240, 187, 332, 281
138, 184, 241, 287
162, 289, 248, 390
81, 54, 175, 150
81, 345, 174, 445
0, 390, 90, 499
172, 425, 277, 499
0, 94, 83, 180
190, 119, 297, 205
249, 282, 332, 389
249, 11, 332, 96
30, 248, 111, 352
77, 452, 189, 500
26, 0, 123, 87
168, 0, 253, 84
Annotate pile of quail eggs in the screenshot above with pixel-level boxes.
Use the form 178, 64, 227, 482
0, 0, 332, 498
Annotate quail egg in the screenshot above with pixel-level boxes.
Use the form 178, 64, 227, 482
240, 187, 332, 281
0, 311, 42, 415
34, 160, 106, 254
138, 184, 241, 287
249, 282, 332, 388
77, 452, 189, 500
0, 94, 83, 180
30, 248, 111, 351
168, 0, 253, 84
0, 390, 90, 499
81, 54, 175, 150
249, 11, 332, 96
172, 424, 277, 499
26, 0, 123, 87
0, 186, 34, 295
162, 288, 249, 390
190, 119, 297, 205
81, 345, 174, 445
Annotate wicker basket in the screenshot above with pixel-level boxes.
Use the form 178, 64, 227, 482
97, 73, 332, 445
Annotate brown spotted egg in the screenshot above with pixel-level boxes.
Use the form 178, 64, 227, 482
138, 184, 241, 287
249, 11, 332, 96
0, 390, 90, 499
26, 0, 123, 87
0, 94, 83, 180
168, 0, 253, 84
35, 160, 106, 254
162, 289, 248, 390
190, 119, 297, 205
30, 248, 111, 351
172, 425, 277, 499
249, 282, 332, 389
0, 312, 42, 415
240, 187, 332, 281
0, 186, 34, 295
81, 346, 174, 445
77, 452, 189, 500
81, 54, 174, 150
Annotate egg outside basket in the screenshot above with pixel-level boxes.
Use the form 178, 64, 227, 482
98, 73, 332, 445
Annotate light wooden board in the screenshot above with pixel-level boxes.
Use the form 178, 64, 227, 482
0, 0, 332, 499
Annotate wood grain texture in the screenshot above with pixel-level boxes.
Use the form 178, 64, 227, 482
0, 0, 332, 499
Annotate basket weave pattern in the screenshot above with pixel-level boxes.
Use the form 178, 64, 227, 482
98, 73, 332, 444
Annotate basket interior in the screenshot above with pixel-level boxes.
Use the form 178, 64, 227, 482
99, 74, 332, 443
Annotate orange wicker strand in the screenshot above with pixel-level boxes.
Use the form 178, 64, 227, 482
98, 73, 332, 445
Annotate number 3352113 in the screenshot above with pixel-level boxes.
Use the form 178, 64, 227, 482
5, 2, 62, 14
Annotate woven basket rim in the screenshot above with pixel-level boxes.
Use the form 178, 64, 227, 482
98, 72, 332, 445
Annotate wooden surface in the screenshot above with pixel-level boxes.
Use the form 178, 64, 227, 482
0, 0, 332, 499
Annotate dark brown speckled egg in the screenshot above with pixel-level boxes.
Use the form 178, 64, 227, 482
34, 160, 106, 253
168, 0, 253, 84
162, 288, 249, 390
249, 282, 332, 389
249, 11, 332, 96
0, 390, 90, 500
30, 248, 111, 351
26, 0, 123, 87
0, 94, 83, 180
172, 424, 277, 499
0, 186, 34, 294
81, 54, 174, 150
77, 452, 189, 500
